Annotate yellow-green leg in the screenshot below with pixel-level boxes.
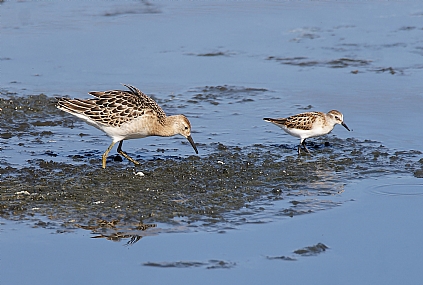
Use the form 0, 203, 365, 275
117, 141, 140, 166
102, 141, 117, 169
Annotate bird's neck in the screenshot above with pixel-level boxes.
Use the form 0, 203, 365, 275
154, 116, 178, 137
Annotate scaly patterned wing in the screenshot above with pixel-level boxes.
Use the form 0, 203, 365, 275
283, 112, 320, 130
57, 85, 166, 127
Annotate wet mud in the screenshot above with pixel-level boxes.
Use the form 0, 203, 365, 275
1, 91, 422, 240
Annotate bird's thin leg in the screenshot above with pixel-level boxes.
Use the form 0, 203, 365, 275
301, 139, 311, 154
102, 141, 117, 169
117, 141, 140, 166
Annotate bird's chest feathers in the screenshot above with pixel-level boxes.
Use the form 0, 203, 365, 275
283, 123, 333, 138
105, 116, 161, 139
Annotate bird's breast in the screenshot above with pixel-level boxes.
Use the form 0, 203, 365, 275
102, 117, 157, 140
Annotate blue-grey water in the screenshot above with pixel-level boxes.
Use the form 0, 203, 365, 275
1, 1, 423, 285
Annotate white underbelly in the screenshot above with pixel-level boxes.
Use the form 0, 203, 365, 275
282, 126, 332, 139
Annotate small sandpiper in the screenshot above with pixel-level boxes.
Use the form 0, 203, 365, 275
263, 110, 350, 154
57, 84, 198, 168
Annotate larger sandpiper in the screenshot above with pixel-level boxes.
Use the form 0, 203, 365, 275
57, 84, 198, 168
263, 110, 350, 154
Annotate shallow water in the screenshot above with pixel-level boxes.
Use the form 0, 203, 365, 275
2, 176, 423, 285
1, 92, 421, 229
1, 1, 423, 284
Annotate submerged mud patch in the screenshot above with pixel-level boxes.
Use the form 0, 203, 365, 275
102, 1, 161, 16
267, 242, 329, 261
143, 259, 236, 269
266, 54, 423, 75
267, 56, 372, 69
185, 85, 268, 106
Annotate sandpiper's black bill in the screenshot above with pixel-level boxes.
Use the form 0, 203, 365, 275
187, 135, 198, 154
342, 122, 350, 131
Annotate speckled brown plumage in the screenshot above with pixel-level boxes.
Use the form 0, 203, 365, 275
270, 112, 323, 130
263, 110, 350, 154
57, 84, 166, 127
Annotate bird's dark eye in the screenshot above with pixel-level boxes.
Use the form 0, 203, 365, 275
185, 127, 188, 130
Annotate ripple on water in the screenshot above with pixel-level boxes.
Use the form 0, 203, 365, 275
370, 183, 423, 197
